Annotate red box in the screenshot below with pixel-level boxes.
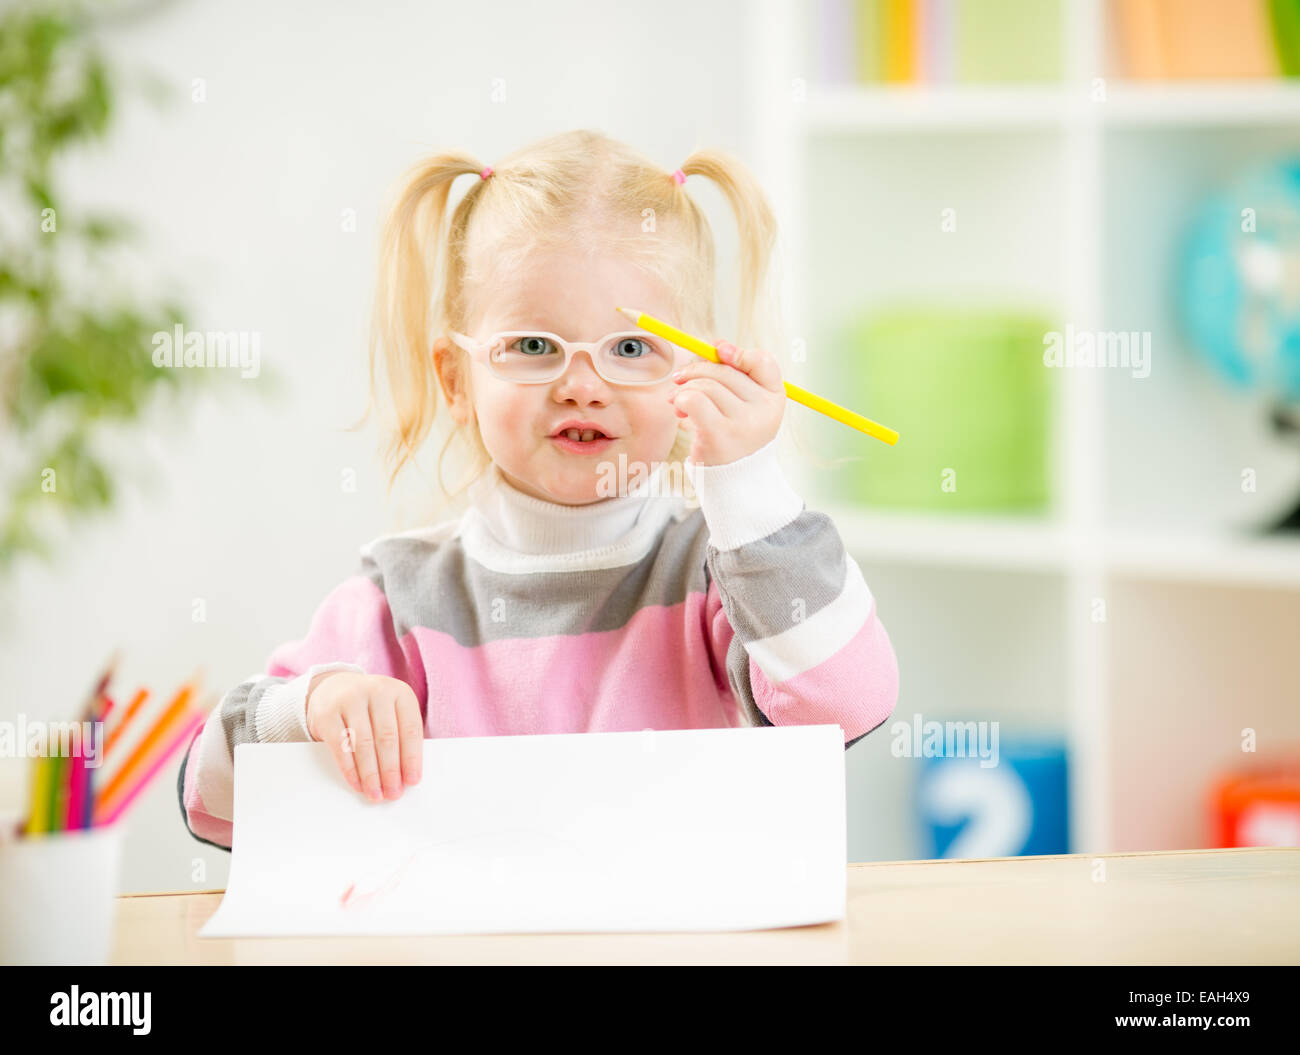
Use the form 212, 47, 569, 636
1210, 758, 1300, 847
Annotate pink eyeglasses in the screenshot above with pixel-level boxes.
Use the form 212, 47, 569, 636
447, 329, 679, 385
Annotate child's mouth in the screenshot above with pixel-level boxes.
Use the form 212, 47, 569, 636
550, 428, 615, 454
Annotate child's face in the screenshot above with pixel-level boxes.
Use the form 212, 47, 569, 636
436, 246, 692, 506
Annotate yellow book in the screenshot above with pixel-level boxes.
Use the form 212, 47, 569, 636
883, 0, 916, 82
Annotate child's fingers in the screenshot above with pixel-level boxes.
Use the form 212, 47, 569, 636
674, 355, 766, 404
671, 376, 744, 419
716, 341, 784, 393
344, 699, 383, 801
394, 688, 424, 786
671, 387, 727, 434
319, 711, 361, 792
368, 694, 406, 799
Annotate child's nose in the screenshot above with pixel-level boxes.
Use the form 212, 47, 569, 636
555, 350, 609, 392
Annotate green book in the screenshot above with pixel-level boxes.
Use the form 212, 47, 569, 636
957, 0, 1063, 83
856, 0, 884, 84
1270, 0, 1300, 76
807, 305, 1053, 514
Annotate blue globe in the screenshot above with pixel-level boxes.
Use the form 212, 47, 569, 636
1178, 158, 1300, 404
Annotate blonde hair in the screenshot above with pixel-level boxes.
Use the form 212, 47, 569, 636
356, 128, 786, 510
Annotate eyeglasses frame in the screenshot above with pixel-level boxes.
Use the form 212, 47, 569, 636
445, 328, 680, 386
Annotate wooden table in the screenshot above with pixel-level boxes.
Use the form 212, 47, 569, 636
111, 847, 1300, 965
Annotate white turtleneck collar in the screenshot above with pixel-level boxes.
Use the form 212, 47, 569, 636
464, 459, 678, 558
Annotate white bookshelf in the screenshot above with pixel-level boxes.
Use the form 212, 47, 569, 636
799, 79, 1300, 132
750, 0, 1300, 860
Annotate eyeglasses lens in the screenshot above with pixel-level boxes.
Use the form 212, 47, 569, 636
488, 333, 674, 383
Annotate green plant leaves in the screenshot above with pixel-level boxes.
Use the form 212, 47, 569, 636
0, 2, 206, 575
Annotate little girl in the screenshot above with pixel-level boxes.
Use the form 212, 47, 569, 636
179, 129, 898, 851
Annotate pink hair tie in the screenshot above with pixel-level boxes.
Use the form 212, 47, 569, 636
671, 168, 686, 185
480, 167, 493, 180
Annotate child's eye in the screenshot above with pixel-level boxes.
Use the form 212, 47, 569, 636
611, 337, 651, 359
512, 335, 557, 357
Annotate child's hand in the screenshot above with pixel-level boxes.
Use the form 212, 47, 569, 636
305, 671, 423, 801
668, 340, 785, 466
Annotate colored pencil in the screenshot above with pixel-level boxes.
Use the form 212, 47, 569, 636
82, 742, 96, 830
104, 687, 150, 757
23, 755, 52, 835
78, 651, 120, 723
47, 751, 66, 832
97, 693, 116, 722
96, 709, 206, 827
94, 681, 196, 821
616, 306, 900, 446
66, 740, 87, 831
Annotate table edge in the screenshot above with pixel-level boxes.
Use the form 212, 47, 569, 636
116, 847, 1298, 898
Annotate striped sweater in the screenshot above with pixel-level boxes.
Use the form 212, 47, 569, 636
178, 437, 899, 851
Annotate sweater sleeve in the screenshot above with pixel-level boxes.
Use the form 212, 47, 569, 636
686, 437, 899, 748
177, 550, 423, 850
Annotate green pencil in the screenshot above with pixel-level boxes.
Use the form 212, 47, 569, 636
47, 751, 66, 832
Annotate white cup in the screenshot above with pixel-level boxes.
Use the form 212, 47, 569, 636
0, 824, 123, 965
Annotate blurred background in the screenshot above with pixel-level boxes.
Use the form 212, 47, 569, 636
2, 0, 1299, 893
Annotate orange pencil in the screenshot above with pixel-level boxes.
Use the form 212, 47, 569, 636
97, 709, 206, 827
103, 687, 150, 757
94, 681, 196, 820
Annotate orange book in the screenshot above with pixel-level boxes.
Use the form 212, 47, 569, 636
1112, 0, 1278, 79
1111, 0, 1166, 78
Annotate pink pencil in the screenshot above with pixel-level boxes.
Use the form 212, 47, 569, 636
97, 709, 205, 827
66, 739, 87, 830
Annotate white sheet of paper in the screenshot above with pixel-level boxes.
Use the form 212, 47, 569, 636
198, 724, 846, 937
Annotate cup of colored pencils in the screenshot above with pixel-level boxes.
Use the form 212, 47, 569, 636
0, 657, 209, 965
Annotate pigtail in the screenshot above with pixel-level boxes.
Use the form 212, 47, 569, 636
675, 149, 779, 354
356, 152, 490, 494
673, 149, 823, 470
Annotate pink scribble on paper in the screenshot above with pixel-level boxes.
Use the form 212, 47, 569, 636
339, 849, 424, 909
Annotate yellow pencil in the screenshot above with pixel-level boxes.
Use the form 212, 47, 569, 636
24, 755, 52, 835
615, 307, 899, 446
